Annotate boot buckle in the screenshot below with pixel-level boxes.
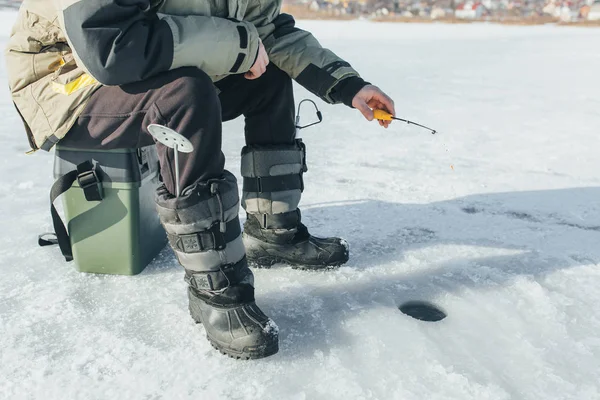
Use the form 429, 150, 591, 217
208, 221, 226, 251
186, 262, 242, 292
186, 268, 230, 292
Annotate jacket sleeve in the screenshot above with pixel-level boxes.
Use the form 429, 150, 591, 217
257, 13, 365, 104
59, 0, 260, 86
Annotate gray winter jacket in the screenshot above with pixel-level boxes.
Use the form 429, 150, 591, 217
6, 0, 364, 151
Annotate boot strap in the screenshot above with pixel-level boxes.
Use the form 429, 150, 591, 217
243, 174, 304, 193
185, 257, 248, 292
252, 209, 301, 230
167, 218, 241, 253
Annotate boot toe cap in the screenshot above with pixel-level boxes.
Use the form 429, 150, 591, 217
202, 302, 279, 359
313, 236, 350, 266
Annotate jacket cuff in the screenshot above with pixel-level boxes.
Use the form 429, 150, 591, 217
235, 21, 260, 74
329, 77, 370, 108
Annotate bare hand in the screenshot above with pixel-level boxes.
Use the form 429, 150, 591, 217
245, 40, 269, 80
352, 85, 396, 128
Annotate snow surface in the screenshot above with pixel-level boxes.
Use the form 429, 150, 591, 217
1, 10, 600, 400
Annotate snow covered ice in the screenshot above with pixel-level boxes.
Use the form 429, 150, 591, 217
1, 9, 600, 399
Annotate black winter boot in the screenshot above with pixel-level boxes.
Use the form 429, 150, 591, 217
242, 210, 349, 270
156, 171, 278, 359
240, 141, 349, 270
186, 259, 279, 359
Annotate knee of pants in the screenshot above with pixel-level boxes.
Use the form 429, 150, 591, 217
150, 68, 224, 183
169, 67, 214, 91
154, 67, 221, 134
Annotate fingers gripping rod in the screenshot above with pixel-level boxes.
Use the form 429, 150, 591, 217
373, 109, 437, 135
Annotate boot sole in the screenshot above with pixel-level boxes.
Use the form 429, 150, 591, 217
243, 234, 349, 271
248, 255, 345, 271
207, 335, 279, 360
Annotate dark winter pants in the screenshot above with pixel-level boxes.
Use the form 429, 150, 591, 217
60, 65, 296, 195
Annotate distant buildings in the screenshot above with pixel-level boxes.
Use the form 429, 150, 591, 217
430, 6, 448, 18
589, 0, 600, 19
285, 0, 600, 22
455, 2, 487, 18
0, 0, 21, 8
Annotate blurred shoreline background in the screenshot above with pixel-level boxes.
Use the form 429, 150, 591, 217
283, 0, 600, 26
0, 0, 598, 27
0, 0, 18, 10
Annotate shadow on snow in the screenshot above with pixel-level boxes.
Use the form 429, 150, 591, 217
145, 186, 599, 360
261, 186, 600, 360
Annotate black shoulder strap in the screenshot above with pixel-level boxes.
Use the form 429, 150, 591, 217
39, 161, 103, 262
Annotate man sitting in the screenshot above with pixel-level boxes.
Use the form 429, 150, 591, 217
6, 0, 395, 359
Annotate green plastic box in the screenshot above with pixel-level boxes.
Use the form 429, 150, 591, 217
53, 146, 167, 275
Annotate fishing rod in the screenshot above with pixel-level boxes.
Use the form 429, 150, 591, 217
373, 109, 437, 135
293, 100, 437, 136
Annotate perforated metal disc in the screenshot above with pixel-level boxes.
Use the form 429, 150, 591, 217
147, 124, 194, 153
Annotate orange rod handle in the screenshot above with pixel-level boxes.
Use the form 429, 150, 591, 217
373, 109, 394, 121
